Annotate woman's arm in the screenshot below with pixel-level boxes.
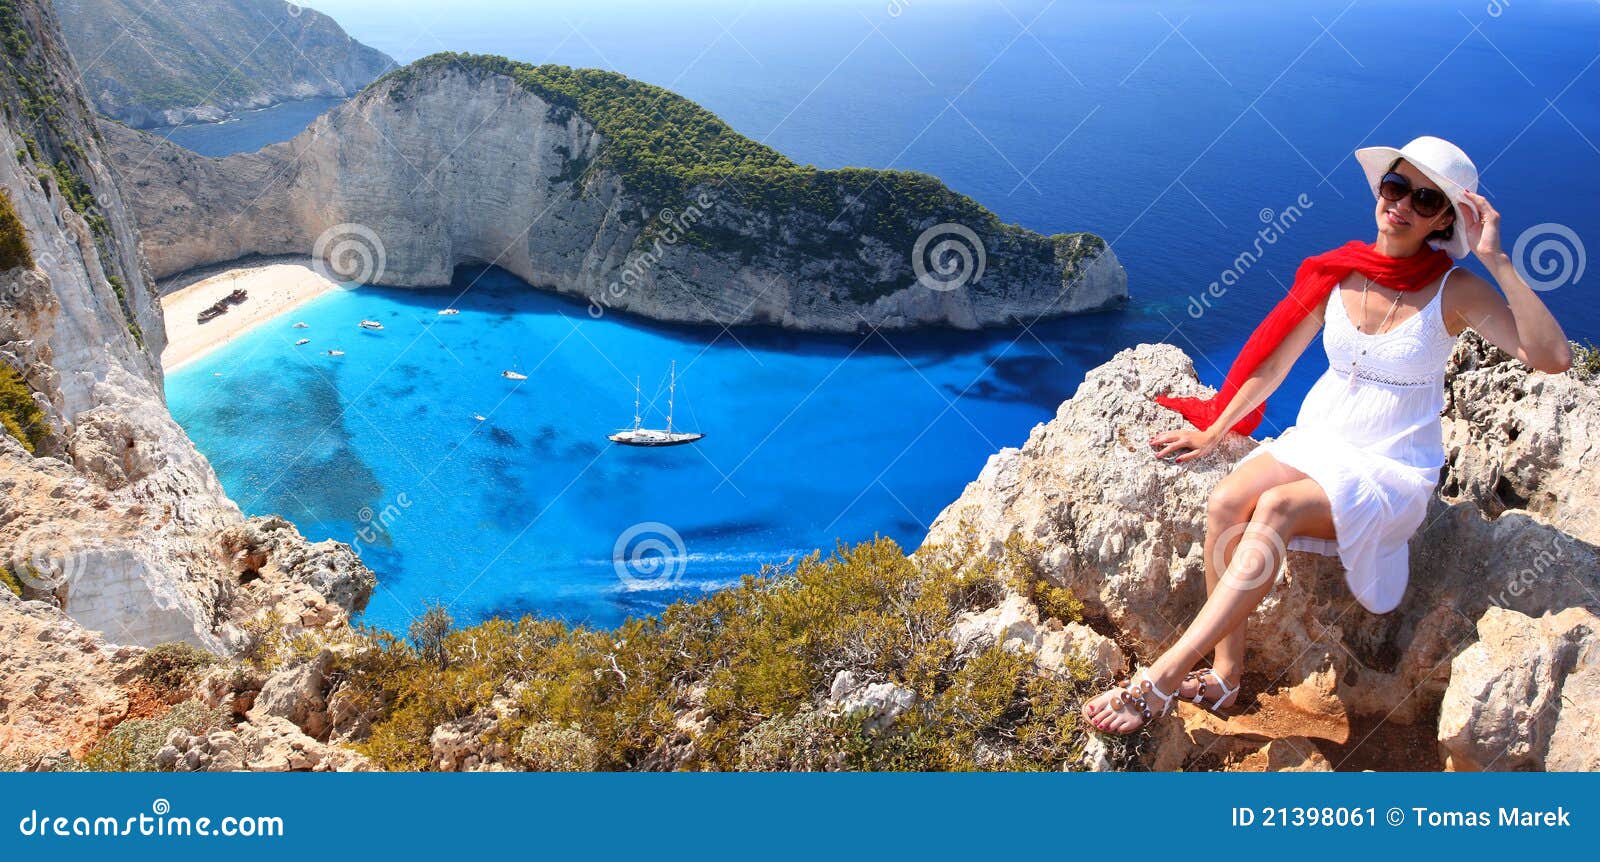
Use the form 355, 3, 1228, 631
1446, 190, 1572, 373
1151, 295, 1328, 463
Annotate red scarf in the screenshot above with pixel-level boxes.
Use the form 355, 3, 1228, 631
1154, 240, 1452, 436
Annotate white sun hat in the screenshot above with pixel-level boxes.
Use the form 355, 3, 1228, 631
1354, 135, 1479, 259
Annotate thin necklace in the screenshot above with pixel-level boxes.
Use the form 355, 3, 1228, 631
1346, 275, 1406, 390
1357, 274, 1407, 336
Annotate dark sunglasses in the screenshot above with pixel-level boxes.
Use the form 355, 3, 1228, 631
1378, 171, 1452, 218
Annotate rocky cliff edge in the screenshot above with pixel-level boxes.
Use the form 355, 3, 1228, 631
924, 332, 1598, 770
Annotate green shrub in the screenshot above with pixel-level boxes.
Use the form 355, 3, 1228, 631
0, 188, 31, 271
136, 642, 219, 691
514, 721, 599, 771
409, 602, 453, 670
346, 534, 1096, 772
237, 610, 321, 671
48, 160, 95, 215
1002, 532, 1084, 624
0, 363, 48, 454
79, 701, 227, 771
1572, 340, 1600, 382
737, 707, 844, 771
0, 565, 22, 597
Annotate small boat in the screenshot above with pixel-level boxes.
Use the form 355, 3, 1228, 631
608, 361, 704, 447
472, 414, 487, 422
359, 319, 384, 330
437, 308, 460, 316
293, 322, 309, 329
327, 350, 345, 357
295, 338, 310, 346
501, 370, 528, 381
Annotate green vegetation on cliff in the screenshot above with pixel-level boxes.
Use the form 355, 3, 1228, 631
1573, 340, 1599, 382
0, 363, 47, 453
300, 535, 1106, 771
0, 565, 21, 596
0, 187, 31, 269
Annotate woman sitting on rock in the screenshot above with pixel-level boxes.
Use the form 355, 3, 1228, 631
1082, 136, 1573, 734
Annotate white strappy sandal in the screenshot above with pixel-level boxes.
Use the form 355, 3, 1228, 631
1182, 668, 1240, 713
1093, 669, 1178, 734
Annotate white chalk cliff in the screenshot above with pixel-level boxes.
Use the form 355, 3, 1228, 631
102, 54, 1127, 332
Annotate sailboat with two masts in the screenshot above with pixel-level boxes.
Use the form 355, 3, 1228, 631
607, 360, 704, 447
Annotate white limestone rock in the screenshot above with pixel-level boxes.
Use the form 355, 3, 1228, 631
1438, 606, 1600, 771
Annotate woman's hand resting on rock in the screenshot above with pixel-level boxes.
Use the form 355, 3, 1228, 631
1149, 427, 1220, 464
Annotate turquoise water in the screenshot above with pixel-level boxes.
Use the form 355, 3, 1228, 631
165, 0, 1600, 632
167, 269, 1169, 631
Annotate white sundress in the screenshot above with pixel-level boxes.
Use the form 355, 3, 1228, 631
1237, 266, 1460, 614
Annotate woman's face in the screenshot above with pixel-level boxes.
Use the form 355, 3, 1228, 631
1374, 159, 1455, 245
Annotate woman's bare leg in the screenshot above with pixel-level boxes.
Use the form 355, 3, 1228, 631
1193, 452, 1312, 691
1084, 477, 1336, 733
1084, 452, 1303, 725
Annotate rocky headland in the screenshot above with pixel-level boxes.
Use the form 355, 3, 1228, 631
53, 0, 395, 128
102, 53, 1127, 332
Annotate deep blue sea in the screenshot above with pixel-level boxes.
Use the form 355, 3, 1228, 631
146, 97, 346, 157
165, 0, 1600, 632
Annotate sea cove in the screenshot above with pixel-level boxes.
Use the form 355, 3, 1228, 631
165, 266, 1172, 632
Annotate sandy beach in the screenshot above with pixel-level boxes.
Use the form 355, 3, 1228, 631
160, 258, 342, 371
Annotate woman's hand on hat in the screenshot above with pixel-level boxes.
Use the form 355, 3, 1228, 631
1149, 427, 1219, 464
1459, 189, 1504, 262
